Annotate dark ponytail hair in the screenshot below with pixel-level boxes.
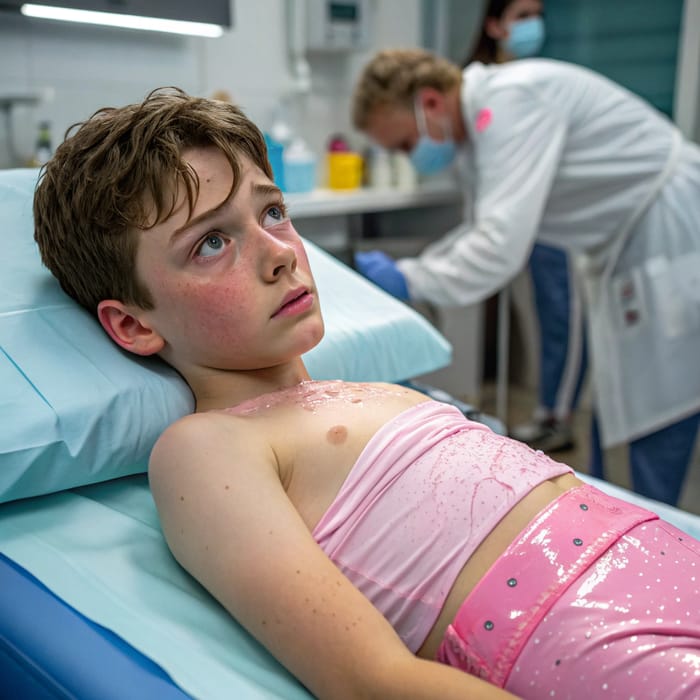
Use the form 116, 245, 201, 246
462, 0, 511, 67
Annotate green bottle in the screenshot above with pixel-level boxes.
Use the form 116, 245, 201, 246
35, 121, 52, 165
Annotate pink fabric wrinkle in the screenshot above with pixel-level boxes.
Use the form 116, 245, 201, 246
312, 401, 572, 653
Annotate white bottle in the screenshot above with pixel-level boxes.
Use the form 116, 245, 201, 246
368, 146, 393, 189
392, 152, 418, 190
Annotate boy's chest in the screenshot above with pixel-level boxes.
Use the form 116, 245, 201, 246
276, 407, 388, 531
271, 396, 425, 532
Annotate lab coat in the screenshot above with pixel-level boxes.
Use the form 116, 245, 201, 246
397, 59, 700, 447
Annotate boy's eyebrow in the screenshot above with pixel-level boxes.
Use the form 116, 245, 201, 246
170, 181, 283, 244
251, 182, 283, 199
171, 197, 230, 243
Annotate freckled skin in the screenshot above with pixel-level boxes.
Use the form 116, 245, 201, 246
132, 150, 323, 379
326, 425, 348, 445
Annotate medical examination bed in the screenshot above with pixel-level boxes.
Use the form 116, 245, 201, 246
2, 168, 700, 699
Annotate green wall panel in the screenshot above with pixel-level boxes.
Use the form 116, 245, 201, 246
541, 0, 683, 116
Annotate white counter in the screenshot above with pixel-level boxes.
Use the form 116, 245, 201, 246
284, 180, 462, 219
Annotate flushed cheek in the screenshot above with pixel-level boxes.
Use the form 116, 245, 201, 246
163, 279, 256, 344
187, 280, 253, 325
294, 241, 313, 273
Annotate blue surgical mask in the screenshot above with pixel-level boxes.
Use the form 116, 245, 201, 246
503, 16, 545, 58
409, 97, 457, 175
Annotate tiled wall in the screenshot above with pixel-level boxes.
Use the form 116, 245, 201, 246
4, 0, 696, 169
0, 0, 421, 168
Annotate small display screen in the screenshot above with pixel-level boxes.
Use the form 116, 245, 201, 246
329, 2, 358, 22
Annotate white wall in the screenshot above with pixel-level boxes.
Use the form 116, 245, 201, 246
0, 16, 200, 166
0, 0, 421, 168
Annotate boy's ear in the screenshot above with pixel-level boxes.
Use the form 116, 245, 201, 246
97, 300, 165, 356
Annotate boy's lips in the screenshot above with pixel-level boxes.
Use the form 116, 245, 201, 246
272, 287, 313, 317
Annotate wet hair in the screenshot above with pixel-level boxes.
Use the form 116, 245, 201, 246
351, 48, 462, 131
34, 87, 272, 313
464, 0, 511, 66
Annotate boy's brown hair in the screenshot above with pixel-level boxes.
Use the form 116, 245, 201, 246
351, 48, 462, 130
34, 87, 272, 313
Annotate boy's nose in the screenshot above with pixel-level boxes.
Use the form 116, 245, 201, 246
259, 230, 297, 280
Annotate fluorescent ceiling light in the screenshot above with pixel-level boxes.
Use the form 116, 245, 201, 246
20, 3, 224, 38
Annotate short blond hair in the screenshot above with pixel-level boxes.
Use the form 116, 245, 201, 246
352, 48, 462, 130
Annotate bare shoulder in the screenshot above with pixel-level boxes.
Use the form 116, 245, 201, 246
148, 411, 279, 556
150, 411, 273, 484
151, 409, 252, 456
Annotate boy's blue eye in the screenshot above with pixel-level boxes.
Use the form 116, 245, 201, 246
197, 234, 225, 257
267, 205, 284, 221
263, 201, 289, 228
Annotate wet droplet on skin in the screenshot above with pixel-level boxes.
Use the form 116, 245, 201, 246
223, 380, 409, 416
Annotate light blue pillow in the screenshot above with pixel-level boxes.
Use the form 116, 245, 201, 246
0, 168, 451, 503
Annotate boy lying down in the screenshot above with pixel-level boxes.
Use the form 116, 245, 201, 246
34, 88, 700, 700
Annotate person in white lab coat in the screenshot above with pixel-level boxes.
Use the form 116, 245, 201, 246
352, 48, 700, 506
466, 0, 588, 454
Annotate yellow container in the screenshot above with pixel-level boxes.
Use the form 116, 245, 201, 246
327, 152, 363, 190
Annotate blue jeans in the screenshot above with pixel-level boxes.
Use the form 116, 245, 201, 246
590, 412, 700, 506
529, 243, 587, 419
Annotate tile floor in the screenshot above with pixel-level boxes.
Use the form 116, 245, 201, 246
477, 382, 700, 516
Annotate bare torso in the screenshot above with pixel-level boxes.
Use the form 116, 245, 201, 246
208, 380, 583, 659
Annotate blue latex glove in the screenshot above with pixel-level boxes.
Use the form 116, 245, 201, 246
354, 250, 410, 301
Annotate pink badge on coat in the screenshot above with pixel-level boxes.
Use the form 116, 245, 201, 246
475, 108, 492, 132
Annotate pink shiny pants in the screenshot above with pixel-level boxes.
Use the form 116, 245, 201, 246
436, 484, 700, 699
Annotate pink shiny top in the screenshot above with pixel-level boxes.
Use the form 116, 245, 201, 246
312, 401, 573, 652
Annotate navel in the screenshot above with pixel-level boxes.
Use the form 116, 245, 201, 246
326, 424, 348, 445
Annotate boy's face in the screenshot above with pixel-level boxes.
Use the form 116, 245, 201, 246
130, 146, 324, 375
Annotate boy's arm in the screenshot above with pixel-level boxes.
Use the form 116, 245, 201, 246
149, 412, 518, 700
